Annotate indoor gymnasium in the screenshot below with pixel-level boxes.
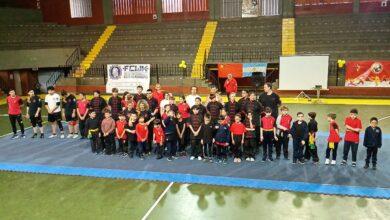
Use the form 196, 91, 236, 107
0, 0, 390, 219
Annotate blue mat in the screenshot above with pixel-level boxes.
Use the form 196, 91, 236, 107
0, 127, 389, 198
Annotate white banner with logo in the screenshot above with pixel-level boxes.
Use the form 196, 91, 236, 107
106, 64, 150, 93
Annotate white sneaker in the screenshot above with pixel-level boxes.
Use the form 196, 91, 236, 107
72, 134, 79, 139
190, 156, 195, 160
198, 156, 202, 161
331, 160, 336, 165
251, 158, 255, 162
49, 134, 57, 139
325, 159, 330, 165
246, 158, 250, 161
67, 134, 73, 138
60, 134, 65, 139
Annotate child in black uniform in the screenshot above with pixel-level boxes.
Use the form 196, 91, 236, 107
85, 111, 101, 153
201, 114, 215, 163
363, 117, 382, 170
126, 113, 138, 158
304, 112, 319, 164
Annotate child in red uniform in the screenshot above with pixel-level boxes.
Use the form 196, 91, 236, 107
325, 113, 342, 165
230, 114, 246, 163
7, 90, 25, 139
153, 119, 165, 160
136, 116, 149, 160
261, 107, 278, 162
341, 108, 362, 167
244, 112, 256, 161
177, 96, 190, 122
275, 105, 292, 160
116, 113, 128, 157
77, 92, 90, 139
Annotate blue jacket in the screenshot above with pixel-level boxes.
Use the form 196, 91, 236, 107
363, 126, 382, 148
214, 124, 230, 143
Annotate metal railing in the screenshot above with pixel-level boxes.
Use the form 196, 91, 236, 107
46, 68, 66, 88
207, 47, 281, 63
65, 47, 81, 67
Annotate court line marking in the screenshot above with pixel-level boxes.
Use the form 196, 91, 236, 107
0, 163, 389, 199
379, 116, 390, 121
141, 181, 174, 220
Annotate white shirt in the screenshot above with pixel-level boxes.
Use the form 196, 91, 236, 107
45, 93, 61, 113
160, 99, 170, 110
186, 94, 200, 108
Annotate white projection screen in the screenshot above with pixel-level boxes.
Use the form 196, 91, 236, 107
279, 55, 329, 90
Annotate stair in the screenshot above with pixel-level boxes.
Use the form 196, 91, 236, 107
191, 21, 218, 78
282, 18, 296, 55
74, 25, 116, 77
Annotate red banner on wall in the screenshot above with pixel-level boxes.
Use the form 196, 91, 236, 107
218, 63, 243, 78
345, 60, 390, 87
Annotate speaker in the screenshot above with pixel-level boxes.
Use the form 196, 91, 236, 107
251, 72, 265, 87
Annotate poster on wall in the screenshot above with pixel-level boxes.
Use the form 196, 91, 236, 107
218, 63, 267, 78
345, 61, 390, 87
242, 0, 260, 17
106, 64, 150, 93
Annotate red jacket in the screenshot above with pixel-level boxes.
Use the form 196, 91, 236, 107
224, 78, 238, 93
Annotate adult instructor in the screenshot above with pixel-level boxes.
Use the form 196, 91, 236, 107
258, 83, 281, 119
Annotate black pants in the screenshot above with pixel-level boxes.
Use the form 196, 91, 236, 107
146, 124, 154, 153
79, 119, 86, 138
325, 142, 339, 160
9, 114, 24, 135
166, 140, 177, 157
202, 143, 213, 158
190, 139, 201, 157
156, 144, 164, 158
217, 145, 228, 160
275, 131, 289, 158
30, 115, 43, 128
117, 138, 127, 153
343, 141, 359, 162
293, 139, 304, 162
138, 141, 147, 157
365, 147, 378, 165
244, 138, 256, 158
232, 135, 243, 158
177, 133, 187, 153
90, 132, 101, 153
103, 134, 115, 155
262, 131, 274, 160
128, 140, 137, 157
304, 143, 319, 162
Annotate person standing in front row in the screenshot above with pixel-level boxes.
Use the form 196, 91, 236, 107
188, 107, 203, 161
45, 86, 64, 139
275, 105, 292, 160
7, 90, 25, 139
304, 112, 319, 164
341, 108, 362, 167
260, 107, 277, 162
325, 113, 342, 165
85, 111, 101, 154
77, 92, 89, 139
101, 110, 116, 155
363, 117, 382, 170
26, 89, 43, 138
230, 114, 246, 163
289, 112, 308, 164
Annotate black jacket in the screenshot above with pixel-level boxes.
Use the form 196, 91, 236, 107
290, 120, 308, 141
363, 126, 382, 148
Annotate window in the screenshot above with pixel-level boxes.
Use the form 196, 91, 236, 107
70, 0, 92, 18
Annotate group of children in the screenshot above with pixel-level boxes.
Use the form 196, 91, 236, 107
6, 86, 383, 169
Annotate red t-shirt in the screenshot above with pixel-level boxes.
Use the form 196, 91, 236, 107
161, 113, 168, 120
116, 120, 127, 140
7, 96, 23, 115
177, 103, 190, 119
280, 114, 292, 130
136, 123, 149, 142
153, 127, 165, 144
152, 91, 164, 105
262, 116, 275, 130
77, 100, 90, 116
230, 122, 246, 135
328, 121, 341, 143
224, 78, 238, 93
344, 117, 362, 143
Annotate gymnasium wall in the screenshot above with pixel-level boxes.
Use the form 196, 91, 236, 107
0, 7, 42, 24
